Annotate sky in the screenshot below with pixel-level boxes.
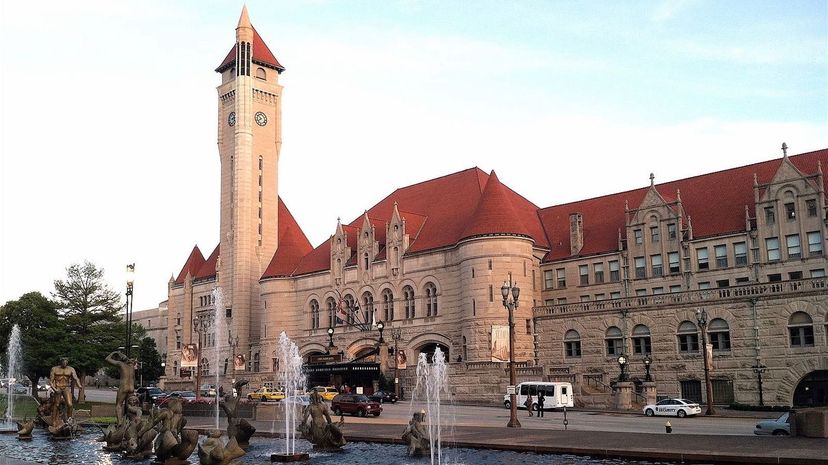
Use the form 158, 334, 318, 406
1, 0, 826, 312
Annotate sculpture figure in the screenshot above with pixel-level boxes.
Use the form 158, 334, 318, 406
49, 357, 81, 419
221, 380, 255, 447
401, 410, 430, 456
297, 390, 346, 450
152, 398, 199, 464
197, 429, 246, 465
16, 417, 34, 440
42, 361, 81, 440
122, 393, 157, 459
105, 350, 137, 424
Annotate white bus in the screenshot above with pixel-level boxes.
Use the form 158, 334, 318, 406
503, 381, 574, 410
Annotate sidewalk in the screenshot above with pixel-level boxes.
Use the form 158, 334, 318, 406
187, 416, 828, 465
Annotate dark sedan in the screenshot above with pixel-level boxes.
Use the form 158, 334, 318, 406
368, 390, 398, 404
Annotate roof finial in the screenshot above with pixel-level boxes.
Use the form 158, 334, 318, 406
238, 4, 252, 28
649, 172, 655, 187
781, 142, 788, 158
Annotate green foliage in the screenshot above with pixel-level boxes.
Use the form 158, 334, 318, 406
138, 336, 164, 385
0, 292, 67, 384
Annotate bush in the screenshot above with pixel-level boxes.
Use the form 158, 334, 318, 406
728, 402, 790, 412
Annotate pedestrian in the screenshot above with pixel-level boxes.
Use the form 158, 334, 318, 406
525, 393, 534, 417
219, 385, 225, 398
537, 391, 545, 418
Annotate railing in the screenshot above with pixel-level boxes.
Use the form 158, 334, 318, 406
533, 277, 827, 317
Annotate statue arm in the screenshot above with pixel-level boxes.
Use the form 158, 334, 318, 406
49, 367, 56, 385
70, 368, 81, 385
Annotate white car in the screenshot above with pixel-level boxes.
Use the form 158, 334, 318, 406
754, 412, 791, 436
643, 398, 702, 418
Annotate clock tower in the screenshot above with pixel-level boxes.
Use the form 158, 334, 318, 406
214, 6, 284, 353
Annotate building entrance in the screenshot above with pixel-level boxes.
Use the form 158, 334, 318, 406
793, 370, 828, 407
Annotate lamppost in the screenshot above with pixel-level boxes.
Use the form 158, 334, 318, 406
696, 308, 715, 415
193, 314, 213, 400
643, 354, 652, 382
617, 354, 627, 382
327, 327, 335, 352
501, 272, 521, 428
125, 263, 135, 358
391, 327, 402, 399
752, 363, 767, 407
377, 321, 385, 344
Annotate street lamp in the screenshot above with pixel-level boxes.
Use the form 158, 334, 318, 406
696, 308, 715, 415
501, 272, 521, 428
377, 321, 385, 344
643, 354, 652, 382
752, 363, 767, 406
327, 327, 335, 351
617, 354, 627, 382
125, 263, 135, 358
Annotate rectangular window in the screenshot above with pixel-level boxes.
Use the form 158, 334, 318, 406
717, 279, 729, 288
808, 231, 823, 255
565, 341, 581, 358
766, 237, 780, 261
652, 287, 664, 294
789, 327, 815, 348
810, 269, 825, 278
768, 273, 782, 282
579, 265, 589, 285
734, 242, 747, 266
633, 336, 651, 355
785, 202, 796, 220
651, 254, 663, 277
634, 229, 643, 245
667, 223, 677, 240
594, 293, 605, 300
606, 338, 623, 356
609, 261, 620, 281
489, 285, 493, 302
543, 270, 554, 289
669, 285, 682, 293
698, 282, 710, 290
556, 268, 566, 288
580, 295, 590, 302
697, 248, 709, 270
651, 226, 660, 243
668, 252, 680, 274
678, 333, 699, 353
807, 199, 818, 217
544, 299, 554, 306
735, 276, 750, 284
635, 288, 647, 296
557, 298, 568, 305
715, 245, 728, 268
635, 257, 646, 278
789, 271, 802, 280
594, 263, 604, 284
786, 234, 801, 259
765, 206, 775, 224
610, 291, 621, 299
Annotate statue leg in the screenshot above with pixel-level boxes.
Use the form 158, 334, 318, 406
62, 389, 74, 418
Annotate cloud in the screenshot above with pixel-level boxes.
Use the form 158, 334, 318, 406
651, 0, 702, 22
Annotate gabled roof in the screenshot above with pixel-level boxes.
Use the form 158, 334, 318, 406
215, 27, 284, 73
194, 245, 219, 281
538, 149, 828, 261
174, 246, 206, 284
261, 198, 313, 278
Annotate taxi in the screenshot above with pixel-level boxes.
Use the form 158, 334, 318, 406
247, 386, 286, 402
310, 386, 339, 401
643, 398, 702, 418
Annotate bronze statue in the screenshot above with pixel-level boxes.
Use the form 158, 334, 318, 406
16, 417, 34, 440
221, 380, 255, 447
105, 350, 137, 424
197, 429, 245, 465
49, 357, 81, 418
122, 393, 157, 459
297, 390, 345, 450
152, 397, 199, 464
401, 410, 430, 456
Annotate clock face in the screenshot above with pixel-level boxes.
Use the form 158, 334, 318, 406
228, 112, 236, 126
255, 111, 268, 126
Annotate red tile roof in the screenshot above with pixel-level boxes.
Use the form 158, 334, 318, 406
195, 245, 219, 280
174, 246, 206, 284
215, 28, 284, 73
261, 198, 314, 278
461, 171, 533, 240
538, 149, 828, 261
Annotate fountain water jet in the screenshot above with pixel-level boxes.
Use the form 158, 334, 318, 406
212, 286, 226, 430
409, 347, 450, 465
4, 325, 23, 426
271, 331, 309, 462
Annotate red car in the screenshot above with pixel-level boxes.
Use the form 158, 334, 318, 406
331, 394, 382, 417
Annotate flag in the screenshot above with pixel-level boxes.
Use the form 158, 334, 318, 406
336, 298, 348, 325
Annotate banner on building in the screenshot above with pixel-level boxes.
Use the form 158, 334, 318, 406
706, 343, 714, 372
181, 343, 198, 368
491, 325, 509, 362
395, 349, 407, 370
234, 354, 246, 372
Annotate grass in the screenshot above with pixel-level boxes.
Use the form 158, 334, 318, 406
0, 394, 40, 419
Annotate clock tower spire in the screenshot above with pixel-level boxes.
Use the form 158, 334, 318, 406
214, 6, 284, 355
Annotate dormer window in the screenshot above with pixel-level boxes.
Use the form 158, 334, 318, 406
785, 203, 796, 220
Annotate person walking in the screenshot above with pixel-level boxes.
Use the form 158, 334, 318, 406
537, 391, 545, 418
524, 393, 534, 417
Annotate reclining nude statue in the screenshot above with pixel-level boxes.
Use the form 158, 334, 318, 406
401, 410, 430, 456
197, 429, 245, 465
297, 390, 345, 450
221, 380, 256, 447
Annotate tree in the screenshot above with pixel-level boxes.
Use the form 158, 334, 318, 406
137, 336, 164, 386
53, 261, 124, 403
0, 292, 67, 387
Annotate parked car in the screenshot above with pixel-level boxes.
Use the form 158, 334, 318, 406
643, 398, 702, 418
157, 391, 197, 406
368, 390, 398, 404
199, 384, 217, 397
136, 386, 166, 405
503, 381, 574, 410
754, 412, 792, 436
8, 384, 27, 395
310, 386, 339, 401
331, 394, 382, 417
247, 387, 285, 402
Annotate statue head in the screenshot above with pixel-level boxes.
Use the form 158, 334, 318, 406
309, 390, 322, 404
127, 394, 140, 406
59, 357, 69, 368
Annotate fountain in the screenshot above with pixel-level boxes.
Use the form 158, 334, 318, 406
212, 286, 226, 430
4, 324, 22, 426
405, 347, 450, 464
271, 331, 310, 462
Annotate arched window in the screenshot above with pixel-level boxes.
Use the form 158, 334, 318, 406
403, 285, 415, 319
425, 282, 438, 317
326, 297, 337, 328
632, 324, 651, 354
255, 67, 266, 80
344, 294, 355, 325
708, 318, 730, 351
201, 358, 210, 376
419, 343, 449, 364
382, 289, 394, 321
310, 299, 320, 329
564, 330, 581, 358
605, 326, 623, 356
362, 292, 374, 325
677, 321, 699, 353
364, 252, 369, 270
788, 312, 815, 347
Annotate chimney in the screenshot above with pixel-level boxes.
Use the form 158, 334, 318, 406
570, 213, 584, 255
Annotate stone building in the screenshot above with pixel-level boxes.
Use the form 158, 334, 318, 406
129, 302, 168, 360
162, 7, 827, 407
